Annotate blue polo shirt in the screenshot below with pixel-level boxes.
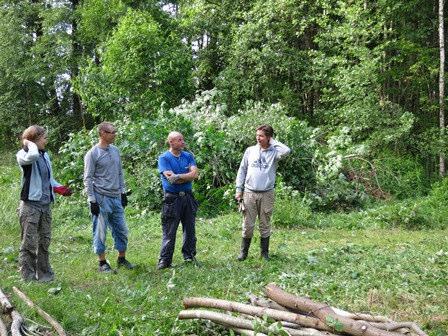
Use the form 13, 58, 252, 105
158, 150, 197, 193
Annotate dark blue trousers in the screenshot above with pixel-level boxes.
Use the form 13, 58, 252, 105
159, 192, 198, 265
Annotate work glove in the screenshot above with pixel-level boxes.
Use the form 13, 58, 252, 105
121, 193, 128, 208
53, 185, 73, 196
90, 202, 100, 216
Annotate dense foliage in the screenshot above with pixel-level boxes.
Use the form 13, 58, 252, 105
0, 0, 446, 212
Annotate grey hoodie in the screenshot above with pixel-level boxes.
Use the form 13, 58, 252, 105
236, 139, 291, 192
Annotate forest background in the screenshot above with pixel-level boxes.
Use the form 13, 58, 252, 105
0, 0, 447, 335
1, 0, 448, 212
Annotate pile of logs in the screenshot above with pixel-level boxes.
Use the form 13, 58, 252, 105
178, 283, 427, 336
0, 287, 65, 336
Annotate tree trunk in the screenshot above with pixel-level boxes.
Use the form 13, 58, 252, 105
439, 0, 445, 176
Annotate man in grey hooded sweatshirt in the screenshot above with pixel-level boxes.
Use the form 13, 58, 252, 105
235, 124, 291, 260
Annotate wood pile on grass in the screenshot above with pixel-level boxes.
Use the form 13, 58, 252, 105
0, 287, 65, 336
178, 283, 427, 336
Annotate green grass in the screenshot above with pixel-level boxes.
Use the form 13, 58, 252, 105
1, 156, 447, 335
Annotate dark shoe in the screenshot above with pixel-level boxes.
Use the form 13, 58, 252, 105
157, 261, 171, 270
21, 274, 37, 282
98, 262, 116, 273
260, 236, 270, 260
237, 237, 252, 261
117, 258, 135, 270
38, 273, 54, 282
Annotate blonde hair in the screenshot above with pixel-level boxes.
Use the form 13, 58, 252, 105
21, 125, 47, 144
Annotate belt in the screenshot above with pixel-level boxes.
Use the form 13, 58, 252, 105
165, 191, 191, 197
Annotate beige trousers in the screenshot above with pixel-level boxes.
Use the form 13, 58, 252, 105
242, 190, 275, 238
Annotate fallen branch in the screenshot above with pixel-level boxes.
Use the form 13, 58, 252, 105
265, 283, 421, 336
230, 327, 267, 336
331, 307, 391, 323
13, 286, 66, 336
0, 289, 13, 314
183, 297, 331, 331
179, 309, 265, 333
368, 321, 427, 336
11, 310, 24, 336
279, 322, 340, 336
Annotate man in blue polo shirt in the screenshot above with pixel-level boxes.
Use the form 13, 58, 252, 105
157, 131, 199, 270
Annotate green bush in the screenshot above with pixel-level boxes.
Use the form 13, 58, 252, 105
57, 91, 316, 215
372, 150, 427, 199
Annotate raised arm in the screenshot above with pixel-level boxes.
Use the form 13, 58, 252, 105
270, 138, 291, 160
16, 140, 39, 165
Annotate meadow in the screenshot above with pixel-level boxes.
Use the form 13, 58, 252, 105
0, 154, 447, 335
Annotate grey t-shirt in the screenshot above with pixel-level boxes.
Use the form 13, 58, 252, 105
83, 144, 125, 202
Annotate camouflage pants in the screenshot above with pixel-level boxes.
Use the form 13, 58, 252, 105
18, 201, 53, 281
242, 190, 275, 239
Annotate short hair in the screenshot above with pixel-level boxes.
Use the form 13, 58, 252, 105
256, 124, 274, 138
167, 131, 183, 145
21, 125, 47, 143
98, 122, 114, 134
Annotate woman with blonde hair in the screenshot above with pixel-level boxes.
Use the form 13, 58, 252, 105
16, 125, 72, 282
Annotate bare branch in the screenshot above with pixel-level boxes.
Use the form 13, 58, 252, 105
0, 289, 13, 314
11, 310, 24, 336
12, 287, 66, 336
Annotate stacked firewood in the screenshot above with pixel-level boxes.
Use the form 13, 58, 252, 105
178, 283, 427, 336
0, 288, 65, 336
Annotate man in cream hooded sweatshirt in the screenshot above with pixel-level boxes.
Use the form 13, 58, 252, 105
235, 124, 291, 261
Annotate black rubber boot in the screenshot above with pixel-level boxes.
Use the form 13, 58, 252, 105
260, 236, 270, 260
237, 238, 252, 261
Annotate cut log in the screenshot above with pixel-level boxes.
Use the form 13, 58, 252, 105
231, 327, 267, 336
280, 322, 340, 336
331, 307, 391, 323
248, 294, 290, 311
180, 310, 333, 336
10, 310, 23, 336
0, 289, 13, 314
0, 316, 8, 336
265, 283, 425, 336
179, 309, 266, 333
183, 297, 331, 331
368, 322, 428, 336
13, 286, 66, 336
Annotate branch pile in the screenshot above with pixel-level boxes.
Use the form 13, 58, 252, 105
0, 287, 66, 336
178, 283, 427, 336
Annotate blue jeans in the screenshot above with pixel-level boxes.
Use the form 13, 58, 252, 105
92, 192, 128, 255
159, 192, 198, 265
